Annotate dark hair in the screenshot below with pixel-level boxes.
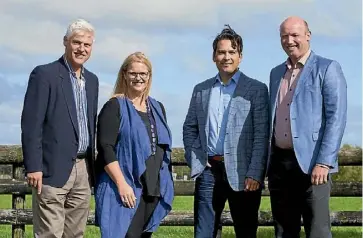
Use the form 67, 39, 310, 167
212, 24, 243, 56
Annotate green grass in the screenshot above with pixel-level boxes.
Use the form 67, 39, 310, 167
0, 195, 361, 237
0, 224, 360, 238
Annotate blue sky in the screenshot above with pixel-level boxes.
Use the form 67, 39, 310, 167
0, 0, 361, 147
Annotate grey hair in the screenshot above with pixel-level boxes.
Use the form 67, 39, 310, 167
65, 19, 95, 40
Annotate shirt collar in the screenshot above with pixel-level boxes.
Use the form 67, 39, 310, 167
215, 69, 241, 85
286, 49, 311, 69
63, 55, 85, 79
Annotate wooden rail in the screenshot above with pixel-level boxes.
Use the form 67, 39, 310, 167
0, 180, 360, 197
0, 145, 361, 238
0, 210, 360, 227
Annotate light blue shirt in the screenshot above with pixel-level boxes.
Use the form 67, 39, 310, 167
207, 70, 241, 156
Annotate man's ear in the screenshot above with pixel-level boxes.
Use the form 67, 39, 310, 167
63, 36, 67, 47
306, 30, 311, 42
212, 52, 216, 62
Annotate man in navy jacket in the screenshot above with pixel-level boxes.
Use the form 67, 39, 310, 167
21, 19, 99, 237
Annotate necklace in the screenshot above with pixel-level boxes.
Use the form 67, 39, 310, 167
145, 99, 157, 155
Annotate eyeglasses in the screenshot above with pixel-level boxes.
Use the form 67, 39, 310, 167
127, 71, 149, 79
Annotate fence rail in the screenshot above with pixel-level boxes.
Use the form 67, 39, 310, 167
0, 180, 360, 197
0, 145, 361, 238
0, 210, 360, 227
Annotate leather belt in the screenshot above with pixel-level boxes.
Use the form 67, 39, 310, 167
76, 152, 87, 159
273, 146, 295, 157
209, 155, 224, 161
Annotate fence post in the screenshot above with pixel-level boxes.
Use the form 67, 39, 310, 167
12, 165, 25, 238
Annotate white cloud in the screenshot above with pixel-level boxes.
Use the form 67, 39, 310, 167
1, 0, 218, 27
0, 0, 361, 146
0, 14, 64, 55
0, 0, 360, 61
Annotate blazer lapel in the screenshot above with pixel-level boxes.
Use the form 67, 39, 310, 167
59, 60, 79, 138
201, 79, 215, 141
85, 72, 94, 136
201, 79, 214, 116
293, 51, 317, 99
271, 65, 286, 114
226, 73, 250, 126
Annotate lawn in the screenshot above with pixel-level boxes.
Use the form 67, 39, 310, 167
0, 195, 361, 237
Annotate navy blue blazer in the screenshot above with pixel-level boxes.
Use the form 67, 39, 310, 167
21, 57, 99, 187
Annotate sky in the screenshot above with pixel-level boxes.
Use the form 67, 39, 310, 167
0, 0, 361, 147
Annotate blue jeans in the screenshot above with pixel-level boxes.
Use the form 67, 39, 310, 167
194, 160, 262, 238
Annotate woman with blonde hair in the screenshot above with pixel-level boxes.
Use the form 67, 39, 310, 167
94, 52, 174, 238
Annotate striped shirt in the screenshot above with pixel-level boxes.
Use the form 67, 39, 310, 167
63, 56, 89, 153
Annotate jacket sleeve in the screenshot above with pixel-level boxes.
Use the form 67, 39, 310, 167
182, 86, 199, 167
315, 61, 347, 168
21, 66, 49, 173
246, 83, 269, 183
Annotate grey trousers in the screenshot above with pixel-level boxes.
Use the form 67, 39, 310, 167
268, 147, 332, 238
32, 159, 91, 238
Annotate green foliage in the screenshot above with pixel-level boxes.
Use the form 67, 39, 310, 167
333, 166, 362, 182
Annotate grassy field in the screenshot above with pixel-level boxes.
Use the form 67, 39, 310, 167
0, 195, 361, 237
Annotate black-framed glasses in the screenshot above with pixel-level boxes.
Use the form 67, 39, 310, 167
127, 71, 149, 79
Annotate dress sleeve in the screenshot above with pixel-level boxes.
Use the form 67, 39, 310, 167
96, 97, 120, 167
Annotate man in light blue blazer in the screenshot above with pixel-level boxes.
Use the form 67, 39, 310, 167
183, 25, 269, 238
267, 16, 347, 238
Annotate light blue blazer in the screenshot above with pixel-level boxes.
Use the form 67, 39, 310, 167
267, 51, 347, 174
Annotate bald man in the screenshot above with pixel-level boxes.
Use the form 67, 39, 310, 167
266, 16, 347, 238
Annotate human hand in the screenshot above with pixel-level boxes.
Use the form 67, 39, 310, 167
26, 172, 43, 194
311, 164, 329, 185
118, 182, 137, 208
244, 177, 260, 192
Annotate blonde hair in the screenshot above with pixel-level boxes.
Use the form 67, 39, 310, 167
112, 52, 153, 102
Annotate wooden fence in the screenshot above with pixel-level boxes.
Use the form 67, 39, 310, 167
0, 145, 361, 238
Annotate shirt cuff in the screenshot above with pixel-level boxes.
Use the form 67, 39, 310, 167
316, 163, 331, 169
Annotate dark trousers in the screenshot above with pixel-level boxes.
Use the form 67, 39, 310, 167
268, 147, 332, 238
194, 159, 262, 238
126, 195, 159, 238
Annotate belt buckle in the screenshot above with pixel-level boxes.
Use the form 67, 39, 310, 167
213, 155, 224, 161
